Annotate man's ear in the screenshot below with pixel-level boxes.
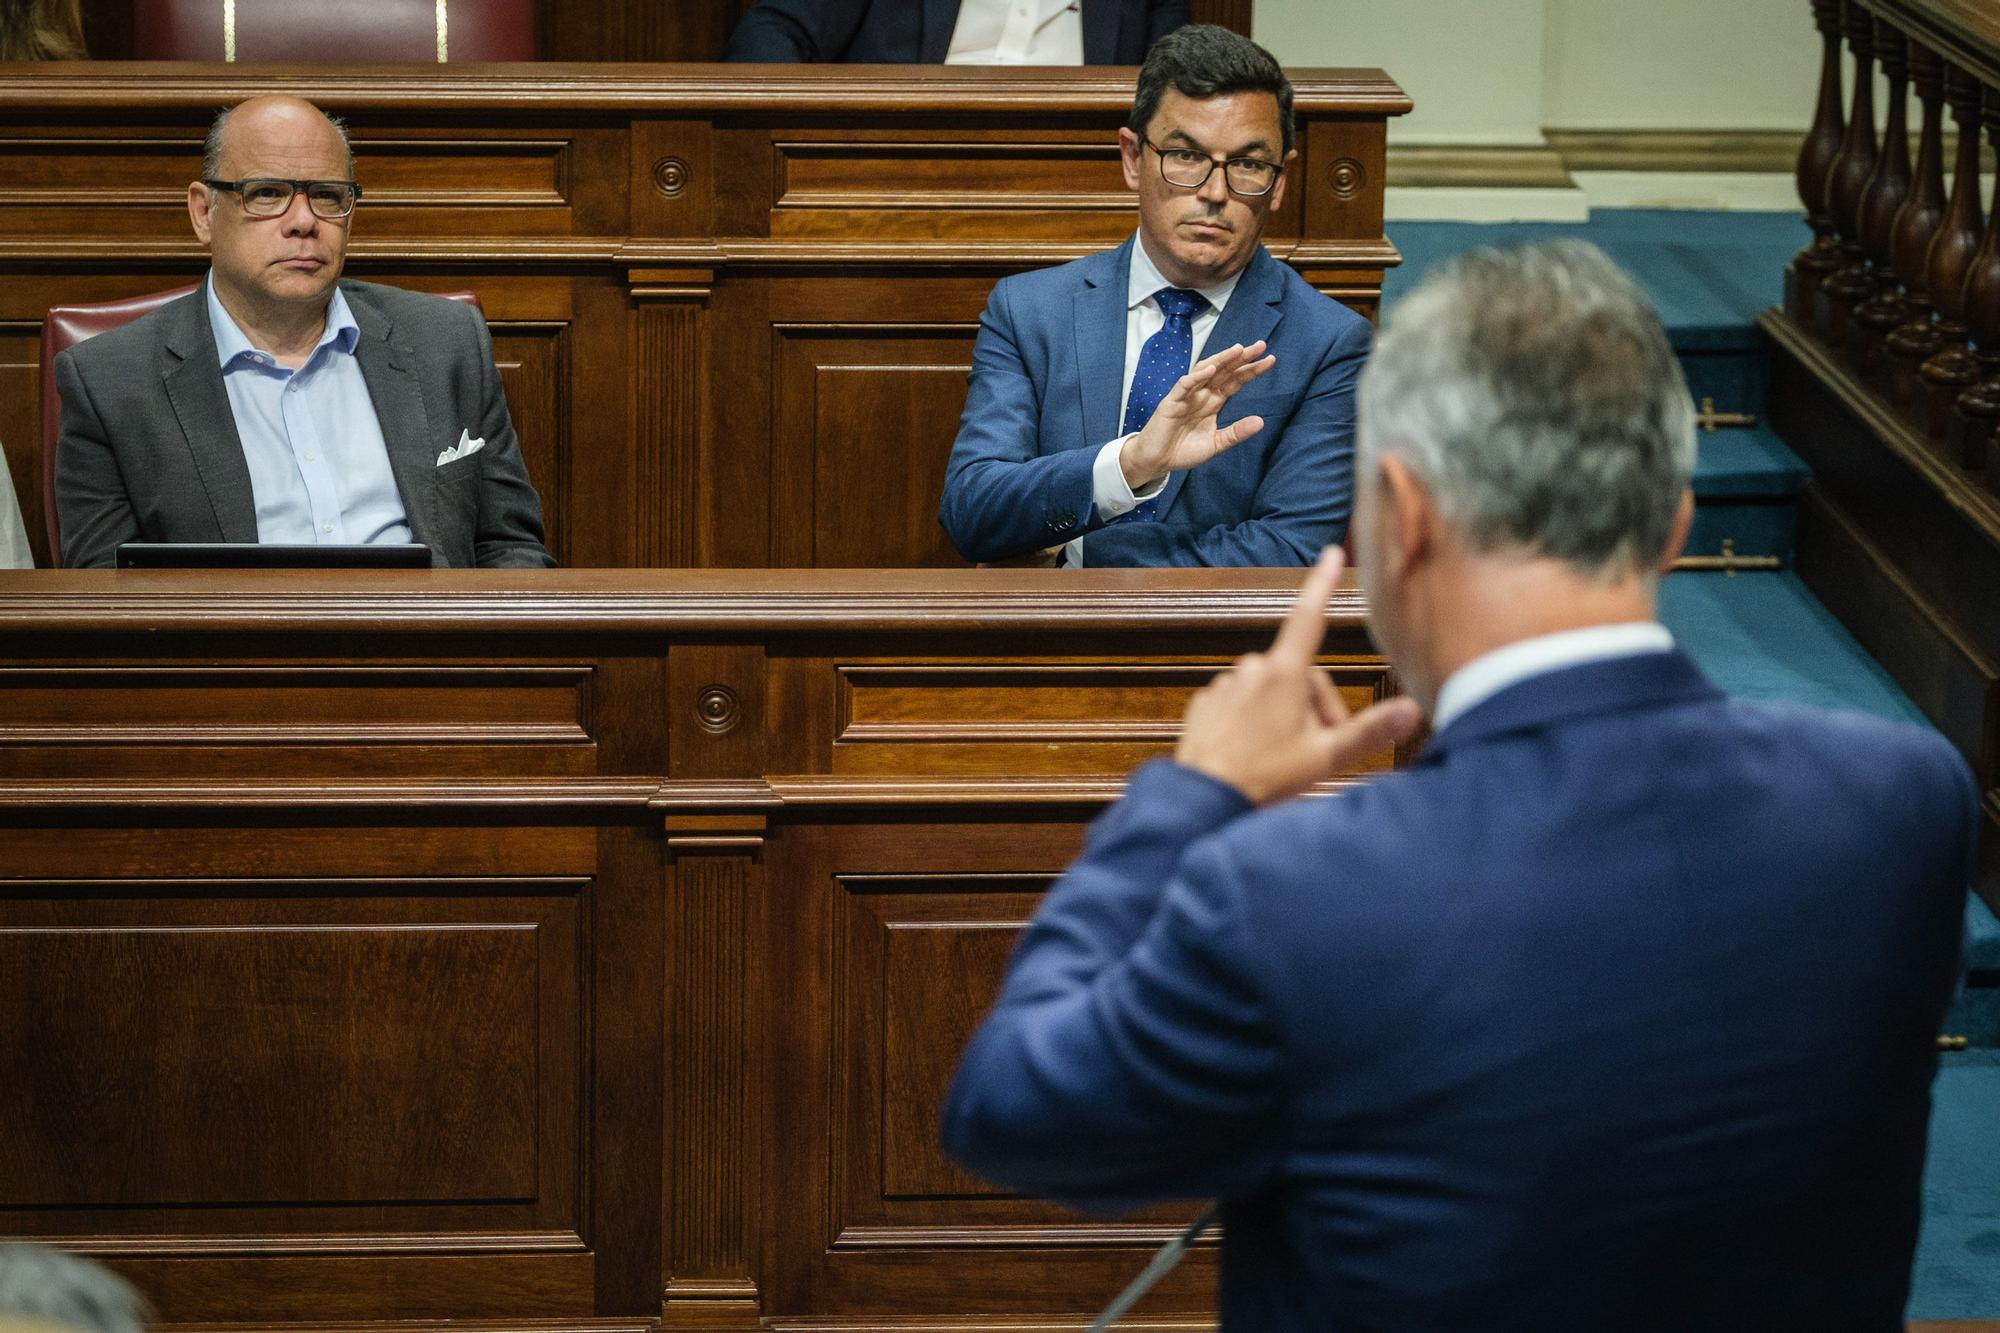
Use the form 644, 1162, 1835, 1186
1118, 126, 1144, 192
188, 181, 213, 245
1657, 487, 1695, 574
1267, 147, 1297, 214
1378, 454, 1434, 579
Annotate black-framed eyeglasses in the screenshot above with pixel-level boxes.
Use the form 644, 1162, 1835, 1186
203, 177, 363, 220
1142, 139, 1282, 198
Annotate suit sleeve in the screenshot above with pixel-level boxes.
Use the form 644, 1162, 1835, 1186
1077, 310, 1369, 568
937, 278, 1104, 563
941, 760, 1288, 1211
721, 0, 869, 61
53, 348, 141, 570
464, 307, 556, 569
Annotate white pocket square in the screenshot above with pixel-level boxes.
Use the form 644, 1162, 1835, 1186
437, 430, 486, 467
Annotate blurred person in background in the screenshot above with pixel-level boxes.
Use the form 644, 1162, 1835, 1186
0, 1243, 147, 1333
0, 0, 87, 59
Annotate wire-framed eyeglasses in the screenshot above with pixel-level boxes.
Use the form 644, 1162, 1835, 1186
1142, 139, 1281, 197
203, 177, 363, 220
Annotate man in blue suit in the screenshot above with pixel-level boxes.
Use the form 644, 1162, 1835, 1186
943, 240, 1977, 1328
723, 0, 1187, 65
937, 25, 1371, 566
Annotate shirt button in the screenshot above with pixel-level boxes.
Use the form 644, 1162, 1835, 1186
304, 452, 316, 462
322, 523, 333, 534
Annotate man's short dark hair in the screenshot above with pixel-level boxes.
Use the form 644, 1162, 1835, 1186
1128, 24, 1294, 156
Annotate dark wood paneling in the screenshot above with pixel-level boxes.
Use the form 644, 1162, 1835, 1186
0, 567, 1378, 1330
1192, 0, 1256, 36
0, 66, 1406, 569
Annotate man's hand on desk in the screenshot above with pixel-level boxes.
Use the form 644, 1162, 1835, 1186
978, 546, 1065, 568
1119, 339, 1277, 495
1176, 547, 1422, 806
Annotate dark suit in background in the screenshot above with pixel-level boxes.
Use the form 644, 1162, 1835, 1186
54, 278, 553, 569
722, 0, 1188, 63
944, 650, 1974, 1329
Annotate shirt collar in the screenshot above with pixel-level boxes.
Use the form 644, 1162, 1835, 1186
1126, 230, 1244, 315
1431, 622, 1677, 734
205, 270, 359, 370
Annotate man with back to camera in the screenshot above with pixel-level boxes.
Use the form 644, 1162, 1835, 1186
53, 95, 553, 569
942, 241, 1975, 1329
936, 25, 1371, 567
723, 0, 1187, 64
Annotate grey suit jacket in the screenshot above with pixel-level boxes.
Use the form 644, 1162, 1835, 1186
54, 278, 555, 569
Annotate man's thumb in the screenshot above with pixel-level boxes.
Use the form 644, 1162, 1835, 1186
1318, 696, 1423, 772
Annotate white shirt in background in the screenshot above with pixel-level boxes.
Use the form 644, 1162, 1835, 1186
0, 445, 33, 567
945, 0, 1084, 64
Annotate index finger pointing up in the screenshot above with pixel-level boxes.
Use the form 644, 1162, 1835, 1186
1270, 545, 1347, 663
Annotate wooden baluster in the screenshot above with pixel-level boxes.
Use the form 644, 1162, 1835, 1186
1916, 65, 1991, 440
1886, 41, 1953, 404
1817, 2, 1880, 343
1954, 89, 2000, 478
1788, 0, 1849, 323
1847, 21, 1914, 379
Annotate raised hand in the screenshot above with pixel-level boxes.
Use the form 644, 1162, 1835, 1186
1120, 340, 1278, 494
1174, 547, 1423, 805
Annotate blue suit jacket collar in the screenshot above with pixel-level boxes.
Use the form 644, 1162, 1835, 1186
1420, 649, 1722, 761
1074, 238, 1287, 517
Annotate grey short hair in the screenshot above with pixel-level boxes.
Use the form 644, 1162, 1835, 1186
0, 1244, 149, 1333
200, 103, 354, 180
1357, 239, 1696, 578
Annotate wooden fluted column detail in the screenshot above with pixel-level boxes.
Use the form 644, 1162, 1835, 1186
1917, 66, 1992, 440
1849, 22, 1915, 378
1818, 2, 1880, 343
1954, 88, 2000, 479
1887, 41, 1954, 405
1790, 0, 1851, 323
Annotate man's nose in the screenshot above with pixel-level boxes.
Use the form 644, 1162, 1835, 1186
1196, 163, 1231, 207
280, 191, 320, 236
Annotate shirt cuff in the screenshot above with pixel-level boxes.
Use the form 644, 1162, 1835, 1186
1091, 434, 1167, 521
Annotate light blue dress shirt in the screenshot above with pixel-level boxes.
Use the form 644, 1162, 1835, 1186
205, 274, 413, 546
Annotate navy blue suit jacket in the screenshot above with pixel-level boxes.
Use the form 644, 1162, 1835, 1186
943, 651, 1975, 1330
722, 0, 1187, 63
938, 238, 1372, 566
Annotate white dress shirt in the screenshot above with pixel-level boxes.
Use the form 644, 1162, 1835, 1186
944, 0, 1084, 64
0, 442, 32, 567
1067, 231, 1246, 566
1431, 622, 1677, 733
206, 275, 412, 547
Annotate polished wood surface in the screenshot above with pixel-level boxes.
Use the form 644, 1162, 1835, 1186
0, 567, 1393, 1330
0, 63, 1407, 572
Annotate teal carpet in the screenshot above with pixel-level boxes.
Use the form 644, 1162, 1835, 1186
1389, 209, 2000, 1319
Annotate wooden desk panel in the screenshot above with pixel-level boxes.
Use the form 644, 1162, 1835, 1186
0, 568, 1390, 1330
0, 66, 1409, 572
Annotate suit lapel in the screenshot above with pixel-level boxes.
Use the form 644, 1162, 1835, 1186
1153, 247, 1285, 519
920, 0, 962, 61
347, 288, 440, 551
159, 286, 257, 543
1080, 0, 1121, 64
1074, 239, 1133, 455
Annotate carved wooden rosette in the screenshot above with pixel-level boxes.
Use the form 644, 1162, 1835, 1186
1953, 87, 2000, 478
1887, 40, 1955, 404
1848, 21, 1915, 378
1790, 0, 1852, 321
1916, 66, 1993, 440
1818, 2, 1881, 344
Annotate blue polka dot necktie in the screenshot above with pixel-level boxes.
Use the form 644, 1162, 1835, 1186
1114, 287, 1209, 523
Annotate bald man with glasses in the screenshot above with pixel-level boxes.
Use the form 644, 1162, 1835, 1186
938, 25, 1371, 567
53, 95, 552, 569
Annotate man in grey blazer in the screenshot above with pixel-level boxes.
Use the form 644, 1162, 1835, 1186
54, 95, 553, 569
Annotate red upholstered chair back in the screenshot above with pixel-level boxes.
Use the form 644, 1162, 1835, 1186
40, 286, 484, 568
133, 0, 537, 61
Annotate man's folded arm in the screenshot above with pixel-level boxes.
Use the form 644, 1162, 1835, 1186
52, 350, 139, 569
941, 760, 1287, 1210
1079, 314, 1369, 568
721, 0, 866, 62
938, 283, 1109, 563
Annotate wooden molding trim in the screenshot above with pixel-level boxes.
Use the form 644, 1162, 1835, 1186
1386, 143, 1576, 190
0, 778, 662, 808
1389, 130, 1991, 190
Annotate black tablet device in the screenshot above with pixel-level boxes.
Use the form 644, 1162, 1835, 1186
115, 542, 434, 569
